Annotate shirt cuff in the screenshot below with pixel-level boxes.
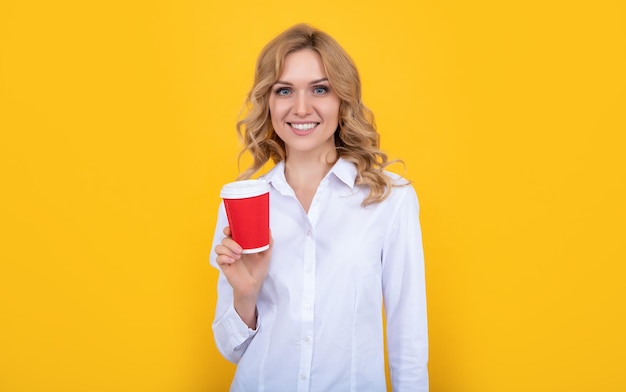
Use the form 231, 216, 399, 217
217, 304, 259, 352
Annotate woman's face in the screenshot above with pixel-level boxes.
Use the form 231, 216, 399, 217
268, 49, 341, 160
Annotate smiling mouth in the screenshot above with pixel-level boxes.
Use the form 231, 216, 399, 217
288, 122, 319, 131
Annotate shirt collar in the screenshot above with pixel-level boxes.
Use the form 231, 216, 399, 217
329, 157, 358, 188
262, 157, 358, 192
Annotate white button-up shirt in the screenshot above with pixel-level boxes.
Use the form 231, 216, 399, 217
210, 158, 428, 391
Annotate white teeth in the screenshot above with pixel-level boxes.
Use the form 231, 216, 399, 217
290, 123, 317, 131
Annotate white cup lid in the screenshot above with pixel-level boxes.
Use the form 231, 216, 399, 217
220, 179, 269, 199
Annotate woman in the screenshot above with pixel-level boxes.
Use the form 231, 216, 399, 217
211, 24, 428, 391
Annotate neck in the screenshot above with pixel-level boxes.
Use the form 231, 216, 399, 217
283, 149, 337, 190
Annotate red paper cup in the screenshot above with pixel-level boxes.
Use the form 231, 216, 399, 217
220, 180, 270, 253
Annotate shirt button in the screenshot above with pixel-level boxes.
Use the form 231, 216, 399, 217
300, 373, 307, 380
303, 335, 310, 343
306, 230, 312, 236
305, 266, 312, 274
304, 303, 311, 310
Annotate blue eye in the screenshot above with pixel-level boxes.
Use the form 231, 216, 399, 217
313, 86, 329, 94
275, 87, 291, 96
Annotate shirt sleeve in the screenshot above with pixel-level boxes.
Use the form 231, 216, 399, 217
209, 201, 259, 364
382, 185, 429, 391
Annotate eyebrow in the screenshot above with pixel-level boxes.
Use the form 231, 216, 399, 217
273, 78, 329, 86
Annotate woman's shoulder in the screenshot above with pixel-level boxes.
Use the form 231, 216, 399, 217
384, 170, 414, 190
380, 170, 419, 205
383, 169, 407, 183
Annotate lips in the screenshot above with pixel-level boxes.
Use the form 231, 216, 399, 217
288, 122, 319, 135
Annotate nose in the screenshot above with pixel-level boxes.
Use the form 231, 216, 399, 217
294, 92, 311, 116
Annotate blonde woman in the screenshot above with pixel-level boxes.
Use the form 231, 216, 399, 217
211, 24, 428, 391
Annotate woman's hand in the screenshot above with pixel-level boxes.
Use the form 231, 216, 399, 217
214, 226, 272, 328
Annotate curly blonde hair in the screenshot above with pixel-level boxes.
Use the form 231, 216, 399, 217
237, 23, 403, 205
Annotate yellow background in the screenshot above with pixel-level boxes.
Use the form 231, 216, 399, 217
1, 0, 625, 391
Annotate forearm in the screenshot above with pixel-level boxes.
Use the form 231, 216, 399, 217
210, 203, 261, 361
233, 294, 258, 329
